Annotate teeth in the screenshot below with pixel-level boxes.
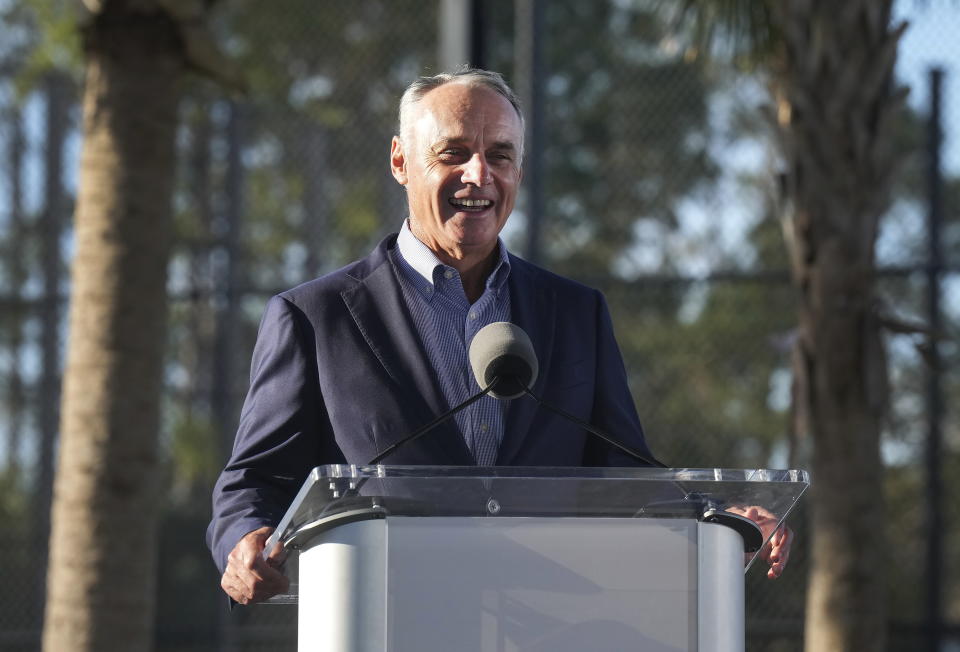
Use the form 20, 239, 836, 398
451, 198, 492, 207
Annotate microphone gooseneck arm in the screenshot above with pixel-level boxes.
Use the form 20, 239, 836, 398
368, 381, 496, 465
521, 387, 667, 468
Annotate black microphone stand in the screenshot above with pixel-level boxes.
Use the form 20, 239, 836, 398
519, 388, 764, 548
368, 381, 496, 465
521, 387, 667, 468
303, 381, 498, 523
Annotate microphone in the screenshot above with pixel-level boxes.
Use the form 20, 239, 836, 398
367, 321, 534, 465
469, 321, 538, 399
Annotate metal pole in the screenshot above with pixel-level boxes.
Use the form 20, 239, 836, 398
438, 0, 471, 71
213, 100, 245, 461
470, 0, 486, 69
515, 0, 545, 264
924, 66, 944, 652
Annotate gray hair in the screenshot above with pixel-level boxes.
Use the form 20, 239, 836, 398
397, 68, 525, 154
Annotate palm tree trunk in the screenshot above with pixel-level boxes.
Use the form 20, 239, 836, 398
769, 2, 905, 649
42, 7, 183, 651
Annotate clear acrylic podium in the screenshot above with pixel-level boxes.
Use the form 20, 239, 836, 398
267, 465, 809, 652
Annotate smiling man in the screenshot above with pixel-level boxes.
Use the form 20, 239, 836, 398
391, 75, 523, 302
207, 69, 790, 605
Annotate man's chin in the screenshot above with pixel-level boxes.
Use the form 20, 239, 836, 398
447, 207, 497, 223
447, 225, 501, 249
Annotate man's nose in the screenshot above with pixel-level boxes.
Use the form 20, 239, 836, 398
461, 153, 492, 186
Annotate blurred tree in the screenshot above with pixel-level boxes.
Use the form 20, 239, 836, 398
41, 1, 240, 650
674, 2, 906, 650
537, 1, 718, 278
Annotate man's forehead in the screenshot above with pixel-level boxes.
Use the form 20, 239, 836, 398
411, 85, 522, 143
420, 80, 517, 113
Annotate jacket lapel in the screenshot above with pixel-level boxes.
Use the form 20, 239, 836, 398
496, 257, 557, 465
340, 238, 474, 464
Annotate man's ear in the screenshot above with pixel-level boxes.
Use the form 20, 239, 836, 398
390, 136, 408, 185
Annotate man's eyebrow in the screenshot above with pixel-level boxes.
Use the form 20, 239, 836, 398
430, 137, 465, 150
488, 141, 518, 152
431, 138, 518, 152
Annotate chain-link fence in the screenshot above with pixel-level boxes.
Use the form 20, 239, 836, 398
1, 0, 958, 650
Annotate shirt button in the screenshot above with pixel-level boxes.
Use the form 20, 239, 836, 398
480, 423, 489, 432
444, 270, 454, 280
469, 311, 478, 320
426, 286, 433, 294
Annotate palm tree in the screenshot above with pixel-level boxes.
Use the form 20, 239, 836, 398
675, 2, 906, 650
42, 2, 237, 650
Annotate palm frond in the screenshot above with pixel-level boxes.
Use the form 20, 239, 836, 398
660, 0, 780, 68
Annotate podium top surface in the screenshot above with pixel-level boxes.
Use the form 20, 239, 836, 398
271, 465, 809, 552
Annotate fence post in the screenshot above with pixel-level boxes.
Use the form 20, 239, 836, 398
924, 65, 945, 652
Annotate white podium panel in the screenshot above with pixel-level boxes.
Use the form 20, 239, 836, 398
299, 516, 744, 652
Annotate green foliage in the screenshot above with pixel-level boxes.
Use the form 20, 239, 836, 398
169, 410, 221, 501
0, 466, 29, 530
666, 0, 780, 70
334, 178, 381, 249
194, 0, 437, 289
9, 0, 82, 94
615, 277, 794, 467
538, 1, 719, 277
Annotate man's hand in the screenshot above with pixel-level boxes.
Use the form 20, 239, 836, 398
725, 505, 794, 579
220, 526, 289, 604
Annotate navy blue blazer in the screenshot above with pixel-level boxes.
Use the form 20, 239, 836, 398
206, 234, 653, 573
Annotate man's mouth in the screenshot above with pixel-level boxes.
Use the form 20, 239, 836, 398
449, 197, 493, 211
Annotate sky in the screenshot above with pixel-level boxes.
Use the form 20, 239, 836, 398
895, 0, 960, 174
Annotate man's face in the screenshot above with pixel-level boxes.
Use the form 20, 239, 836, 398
390, 82, 523, 263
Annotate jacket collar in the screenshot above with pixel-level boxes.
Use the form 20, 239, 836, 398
340, 235, 557, 466
340, 234, 474, 464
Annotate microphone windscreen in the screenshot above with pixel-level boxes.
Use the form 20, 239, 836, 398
469, 322, 539, 399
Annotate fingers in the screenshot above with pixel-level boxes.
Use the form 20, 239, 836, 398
264, 536, 289, 567
220, 527, 290, 604
764, 525, 794, 580
223, 557, 289, 604
719, 505, 796, 580
725, 505, 777, 538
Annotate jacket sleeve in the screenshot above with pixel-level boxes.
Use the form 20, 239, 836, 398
205, 295, 339, 575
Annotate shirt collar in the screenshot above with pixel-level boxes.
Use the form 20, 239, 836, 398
396, 219, 512, 293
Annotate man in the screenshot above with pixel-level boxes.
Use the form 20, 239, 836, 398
208, 69, 791, 605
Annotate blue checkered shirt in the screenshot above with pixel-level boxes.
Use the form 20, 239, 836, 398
391, 220, 511, 465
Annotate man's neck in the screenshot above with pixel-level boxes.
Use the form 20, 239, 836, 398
449, 250, 497, 304
407, 221, 499, 303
